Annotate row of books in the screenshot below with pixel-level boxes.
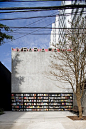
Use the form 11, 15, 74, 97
24, 97, 36, 99
49, 100, 73, 102
49, 97, 72, 99
24, 100, 48, 102
60, 94, 73, 96
12, 108, 72, 111
12, 109, 23, 111
24, 103, 48, 105
24, 109, 48, 111
12, 103, 23, 105
49, 94, 73, 96
11, 96, 23, 99
49, 103, 72, 105
12, 100, 23, 102
24, 103, 36, 105
37, 100, 48, 102
11, 94, 23, 97
24, 100, 36, 102
49, 106, 72, 108
24, 106, 37, 108
12, 106, 23, 108
11, 96, 72, 100
49, 109, 72, 111
37, 97, 48, 99
12, 102, 72, 106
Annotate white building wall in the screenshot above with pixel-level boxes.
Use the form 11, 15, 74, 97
50, 16, 59, 48
50, 0, 86, 48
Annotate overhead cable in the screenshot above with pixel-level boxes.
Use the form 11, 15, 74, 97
0, 26, 86, 29
0, 5, 86, 10
0, 11, 86, 21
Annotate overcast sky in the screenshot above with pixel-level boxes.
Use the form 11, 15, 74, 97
0, 1, 61, 71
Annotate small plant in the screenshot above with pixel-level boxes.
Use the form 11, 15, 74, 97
0, 108, 4, 115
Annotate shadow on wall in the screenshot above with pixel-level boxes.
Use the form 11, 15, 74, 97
12, 53, 25, 93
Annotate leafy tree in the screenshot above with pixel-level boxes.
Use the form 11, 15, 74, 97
49, 16, 86, 119
0, 23, 13, 46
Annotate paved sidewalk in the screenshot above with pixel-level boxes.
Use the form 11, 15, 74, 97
0, 111, 86, 129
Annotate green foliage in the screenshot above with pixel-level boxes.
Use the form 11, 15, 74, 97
0, 108, 4, 115
0, 23, 13, 45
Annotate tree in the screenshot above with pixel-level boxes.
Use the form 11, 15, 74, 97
0, 23, 13, 46
49, 16, 86, 119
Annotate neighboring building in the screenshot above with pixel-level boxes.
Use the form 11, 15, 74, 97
50, 0, 86, 48
0, 62, 11, 111
49, 16, 59, 48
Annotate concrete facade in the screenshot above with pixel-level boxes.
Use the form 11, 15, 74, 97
11, 48, 73, 93
11, 48, 86, 115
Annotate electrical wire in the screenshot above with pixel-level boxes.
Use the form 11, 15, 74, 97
0, 9, 60, 14
0, 5, 86, 10
3, 10, 59, 43
0, 9, 86, 14
1, 27, 86, 29
5, 32, 86, 35
1, 6, 85, 43
0, 15, 58, 21
12, 10, 59, 32
0, 11, 86, 21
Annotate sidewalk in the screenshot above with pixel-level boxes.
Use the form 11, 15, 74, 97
0, 111, 86, 129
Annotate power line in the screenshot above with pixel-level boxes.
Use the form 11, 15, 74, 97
0, 15, 57, 21
0, 5, 86, 10
5, 32, 86, 35
0, 9, 86, 14
0, 0, 60, 2
12, 10, 59, 32
0, 9, 59, 13
0, 11, 86, 21
4, 21, 55, 43
1, 27, 86, 29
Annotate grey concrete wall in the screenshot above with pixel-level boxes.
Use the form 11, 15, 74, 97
11, 51, 73, 93
11, 50, 86, 115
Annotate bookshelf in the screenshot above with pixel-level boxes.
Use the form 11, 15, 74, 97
24, 94, 36, 111
11, 93, 73, 111
11, 94, 23, 111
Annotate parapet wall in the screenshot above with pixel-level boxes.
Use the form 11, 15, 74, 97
12, 47, 72, 52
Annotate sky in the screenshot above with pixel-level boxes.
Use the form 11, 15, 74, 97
0, 1, 61, 71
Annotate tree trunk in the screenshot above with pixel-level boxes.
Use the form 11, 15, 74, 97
76, 95, 83, 119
